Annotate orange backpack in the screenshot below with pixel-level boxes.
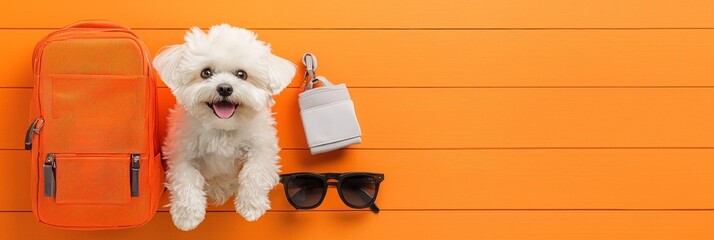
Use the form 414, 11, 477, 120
25, 21, 164, 229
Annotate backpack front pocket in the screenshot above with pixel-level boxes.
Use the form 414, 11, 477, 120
47, 153, 140, 205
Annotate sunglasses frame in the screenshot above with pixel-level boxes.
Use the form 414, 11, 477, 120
279, 172, 385, 212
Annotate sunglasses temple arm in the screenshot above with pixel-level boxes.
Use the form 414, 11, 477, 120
369, 204, 380, 213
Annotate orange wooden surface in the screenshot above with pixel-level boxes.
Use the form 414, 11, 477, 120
2, 0, 714, 239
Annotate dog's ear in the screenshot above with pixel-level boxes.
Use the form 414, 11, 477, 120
153, 45, 185, 90
264, 53, 296, 95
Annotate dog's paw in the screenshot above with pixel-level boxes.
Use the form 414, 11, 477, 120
235, 196, 271, 222
238, 204, 268, 222
170, 203, 206, 231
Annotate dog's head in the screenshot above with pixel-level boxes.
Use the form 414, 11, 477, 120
153, 24, 296, 130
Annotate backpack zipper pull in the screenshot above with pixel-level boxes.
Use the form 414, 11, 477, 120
24, 117, 44, 150
44, 153, 56, 197
130, 154, 140, 197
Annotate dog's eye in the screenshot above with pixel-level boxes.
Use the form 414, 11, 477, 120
200, 68, 213, 79
235, 70, 247, 80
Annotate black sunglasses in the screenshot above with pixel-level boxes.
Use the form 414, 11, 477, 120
279, 172, 385, 213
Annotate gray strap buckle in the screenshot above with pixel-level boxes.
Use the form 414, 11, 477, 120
306, 76, 334, 90
302, 52, 335, 90
302, 52, 318, 86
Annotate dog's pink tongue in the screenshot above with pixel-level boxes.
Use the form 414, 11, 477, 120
213, 102, 236, 119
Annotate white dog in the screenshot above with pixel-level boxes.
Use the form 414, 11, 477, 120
152, 24, 296, 231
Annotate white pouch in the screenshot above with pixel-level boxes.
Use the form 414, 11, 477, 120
298, 53, 362, 154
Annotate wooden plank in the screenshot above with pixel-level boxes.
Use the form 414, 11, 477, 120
1, 211, 713, 239
0, 151, 28, 210
5, 87, 714, 150
166, 87, 714, 149
4, 149, 714, 211
6, 29, 714, 88
2, 1, 714, 28
0, 89, 31, 149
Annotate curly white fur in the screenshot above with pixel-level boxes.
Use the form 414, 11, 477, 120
153, 24, 296, 231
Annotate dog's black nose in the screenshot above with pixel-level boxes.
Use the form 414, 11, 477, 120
217, 84, 233, 97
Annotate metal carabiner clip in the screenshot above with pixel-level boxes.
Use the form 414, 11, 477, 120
302, 52, 318, 83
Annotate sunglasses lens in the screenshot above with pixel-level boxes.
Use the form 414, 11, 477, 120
340, 175, 378, 208
286, 176, 325, 208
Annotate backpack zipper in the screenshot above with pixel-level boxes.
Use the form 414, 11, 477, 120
130, 153, 140, 197
43, 153, 56, 197
24, 117, 44, 150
